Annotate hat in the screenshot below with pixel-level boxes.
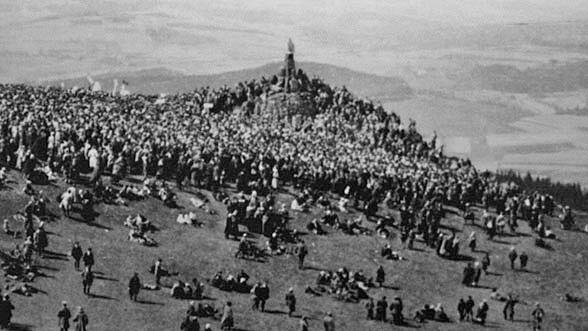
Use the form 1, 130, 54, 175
289, 287, 294, 292
62, 301, 67, 306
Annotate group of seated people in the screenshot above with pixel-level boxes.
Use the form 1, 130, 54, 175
171, 278, 205, 300
125, 214, 157, 246
306, 209, 369, 236
210, 270, 251, 293
380, 244, 404, 260
307, 268, 372, 303
413, 303, 450, 323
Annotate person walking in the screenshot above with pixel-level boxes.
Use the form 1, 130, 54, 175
299, 316, 309, 331
70, 242, 83, 271
128, 272, 141, 301
58, 301, 72, 331
72, 307, 88, 331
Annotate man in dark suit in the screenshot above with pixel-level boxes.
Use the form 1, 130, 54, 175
128, 273, 141, 301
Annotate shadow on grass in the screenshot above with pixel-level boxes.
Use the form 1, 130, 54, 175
36, 265, 59, 272
89, 293, 117, 301
303, 265, 324, 272
137, 299, 165, 305
43, 250, 67, 257
95, 275, 119, 282
8, 323, 33, 331
69, 215, 112, 230
43, 255, 68, 261
486, 271, 503, 276
265, 309, 287, 315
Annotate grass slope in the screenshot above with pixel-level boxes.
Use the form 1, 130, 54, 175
0, 171, 587, 331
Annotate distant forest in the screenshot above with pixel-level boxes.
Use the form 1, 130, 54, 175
495, 170, 588, 211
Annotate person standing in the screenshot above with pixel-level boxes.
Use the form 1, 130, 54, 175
376, 265, 385, 288
220, 301, 234, 331
0, 294, 14, 329
503, 294, 519, 321
285, 288, 296, 317
457, 298, 466, 321
532, 303, 545, 331
58, 301, 72, 331
81, 268, 94, 295
508, 247, 518, 270
365, 298, 374, 320
72, 307, 88, 331
258, 282, 270, 312
323, 312, 335, 331
520, 252, 528, 270
250, 282, 260, 311
154, 258, 163, 285
474, 300, 489, 325
82, 248, 94, 272
297, 241, 308, 270
71, 242, 83, 271
128, 272, 141, 301
481, 252, 491, 274
375, 296, 388, 321
464, 296, 475, 321
180, 315, 200, 331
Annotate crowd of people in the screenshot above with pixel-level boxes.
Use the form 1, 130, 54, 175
0, 53, 579, 330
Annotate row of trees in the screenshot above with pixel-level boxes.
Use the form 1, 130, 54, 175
495, 170, 588, 211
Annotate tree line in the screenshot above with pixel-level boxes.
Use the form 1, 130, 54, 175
495, 169, 588, 211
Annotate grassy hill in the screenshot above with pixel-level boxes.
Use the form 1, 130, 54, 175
40, 62, 413, 100
1, 170, 588, 330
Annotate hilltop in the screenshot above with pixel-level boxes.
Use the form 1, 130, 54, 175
41, 62, 413, 100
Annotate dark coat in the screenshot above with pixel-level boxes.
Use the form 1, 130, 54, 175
58, 307, 71, 329
73, 312, 88, 331
129, 275, 141, 294
82, 251, 94, 266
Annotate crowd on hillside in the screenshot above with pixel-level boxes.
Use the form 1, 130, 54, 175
0, 66, 575, 330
